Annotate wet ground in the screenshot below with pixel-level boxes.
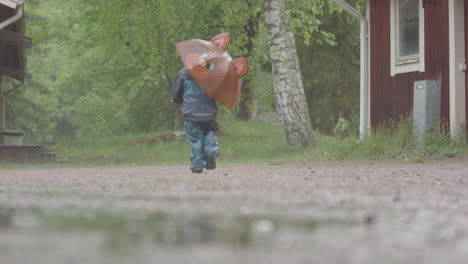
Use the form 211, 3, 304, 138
1, 156, 468, 263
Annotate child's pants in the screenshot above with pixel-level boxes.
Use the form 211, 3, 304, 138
184, 120, 219, 169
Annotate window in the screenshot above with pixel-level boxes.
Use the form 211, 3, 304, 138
398, 0, 419, 59
390, 0, 425, 76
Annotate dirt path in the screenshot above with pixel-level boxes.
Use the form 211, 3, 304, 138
1, 156, 468, 263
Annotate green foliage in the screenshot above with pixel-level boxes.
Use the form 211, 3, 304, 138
14, 0, 360, 143
47, 121, 297, 166
324, 118, 413, 160
18, 0, 267, 141
6, 0, 465, 169
421, 123, 463, 158
334, 117, 350, 140
323, 117, 466, 161
2, 120, 466, 169
252, 70, 275, 114
296, 0, 362, 134
287, 0, 329, 46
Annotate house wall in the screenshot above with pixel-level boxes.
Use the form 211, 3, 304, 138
0, 4, 27, 82
370, 0, 450, 128
0, 4, 14, 26
1, 4, 24, 34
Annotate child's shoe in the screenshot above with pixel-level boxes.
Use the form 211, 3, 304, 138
191, 168, 203, 173
205, 157, 216, 170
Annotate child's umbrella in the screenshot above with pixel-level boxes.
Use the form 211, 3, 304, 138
176, 33, 248, 109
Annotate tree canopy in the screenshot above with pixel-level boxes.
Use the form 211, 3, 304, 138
5, 0, 363, 142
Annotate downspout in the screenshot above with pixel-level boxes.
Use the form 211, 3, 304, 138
0, 4, 23, 30
331, 0, 369, 140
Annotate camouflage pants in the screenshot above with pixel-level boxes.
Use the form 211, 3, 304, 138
184, 120, 219, 169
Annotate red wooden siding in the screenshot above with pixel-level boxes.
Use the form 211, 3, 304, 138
423, 1, 450, 125
369, 0, 450, 128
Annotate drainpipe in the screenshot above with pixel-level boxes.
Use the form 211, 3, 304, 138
331, 0, 369, 140
0, 4, 23, 30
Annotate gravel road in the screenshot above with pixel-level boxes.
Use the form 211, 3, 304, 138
1, 156, 468, 264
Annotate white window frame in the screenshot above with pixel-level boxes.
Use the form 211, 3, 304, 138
390, 0, 425, 76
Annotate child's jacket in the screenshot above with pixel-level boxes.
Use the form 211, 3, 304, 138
171, 68, 217, 121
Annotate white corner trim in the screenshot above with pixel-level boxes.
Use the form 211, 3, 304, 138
390, 0, 396, 76
367, 0, 371, 131
449, 0, 466, 135
390, 0, 425, 77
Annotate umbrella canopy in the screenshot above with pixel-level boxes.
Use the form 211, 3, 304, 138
176, 33, 248, 109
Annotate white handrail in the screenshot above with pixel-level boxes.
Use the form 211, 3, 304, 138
0, 4, 23, 30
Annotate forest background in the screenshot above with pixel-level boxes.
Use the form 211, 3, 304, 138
6, 0, 363, 143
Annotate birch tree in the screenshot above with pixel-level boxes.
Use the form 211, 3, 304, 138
264, 0, 315, 148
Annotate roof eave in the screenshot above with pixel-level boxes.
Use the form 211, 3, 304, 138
0, 0, 24, 9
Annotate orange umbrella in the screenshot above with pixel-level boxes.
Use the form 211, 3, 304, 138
176, 33, 248, 109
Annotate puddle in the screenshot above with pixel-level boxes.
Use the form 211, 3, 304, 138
0, 206, 13, 229
1, 205, 359, 252
2, 205, 467, 264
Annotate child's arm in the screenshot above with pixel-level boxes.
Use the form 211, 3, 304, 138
171, 70, 185, 104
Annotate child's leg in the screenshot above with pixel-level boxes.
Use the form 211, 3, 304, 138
184, 120, 207, 169
203, 130, 219, 170
203, 131, 219, 159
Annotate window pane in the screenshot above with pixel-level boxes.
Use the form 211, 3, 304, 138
398, 0, 419, 58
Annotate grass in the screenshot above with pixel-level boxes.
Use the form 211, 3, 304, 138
51, 121, 322, 166
321, 118, 467, 161
1, 119, 467, 169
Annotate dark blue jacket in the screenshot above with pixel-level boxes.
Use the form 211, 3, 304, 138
171, 68, 217, 121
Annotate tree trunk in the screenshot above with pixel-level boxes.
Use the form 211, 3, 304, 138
236, 5, 259, 121
264, 0, 315, 148
236, 79, 254, 120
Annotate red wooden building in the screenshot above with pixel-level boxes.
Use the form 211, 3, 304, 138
368, 0, 466, 135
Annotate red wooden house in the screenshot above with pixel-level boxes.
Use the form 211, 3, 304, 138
368, 0, 466, 136
333, 0, 466, 138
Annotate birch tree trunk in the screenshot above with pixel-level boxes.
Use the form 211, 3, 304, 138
264, 0, 315, 148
